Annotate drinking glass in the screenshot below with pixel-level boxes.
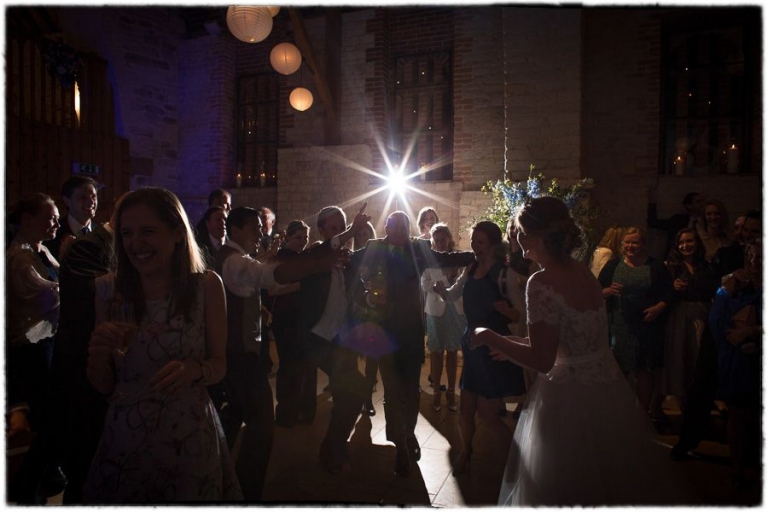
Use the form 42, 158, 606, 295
109, 301, 137, 358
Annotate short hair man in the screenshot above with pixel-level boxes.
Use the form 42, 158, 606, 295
712, 210, 761, 278
44, 176, 99, 260
294, 204, 371, 474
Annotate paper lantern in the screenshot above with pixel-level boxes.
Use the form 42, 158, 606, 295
289, 87, 313, 111
226, 6, 273, 43
270, 42, 302, 75
267, 6, 280, 17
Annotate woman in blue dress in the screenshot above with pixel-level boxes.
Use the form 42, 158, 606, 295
438, 221, 525, 475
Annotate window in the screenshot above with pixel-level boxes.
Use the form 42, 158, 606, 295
392, 51, 453, 181
660, 9, 760, 176
236, 73, 279, 187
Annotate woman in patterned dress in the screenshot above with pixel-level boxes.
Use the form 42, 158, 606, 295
84, 188, 241, 503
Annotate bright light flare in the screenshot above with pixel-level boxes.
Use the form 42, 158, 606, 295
386, 166, 409, 196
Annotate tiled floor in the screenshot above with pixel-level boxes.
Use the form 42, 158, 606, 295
38, 346, 762, 506
258, 348, 762, 507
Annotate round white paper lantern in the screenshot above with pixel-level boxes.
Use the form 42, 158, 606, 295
226, 6, 273, 43
267, 6, 280, 17
270, 42, 302, 75
289, 87, 314, 111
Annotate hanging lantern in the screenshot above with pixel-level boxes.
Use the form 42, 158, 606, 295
289, 87, 313, 111
267, 6, 280, 17
226, 6, 273, 43
270, 42, 302, 75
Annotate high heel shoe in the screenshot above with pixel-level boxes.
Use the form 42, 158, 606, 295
432, 390, 442, 412
446, 388, 457, 412
452, 449, 472, 476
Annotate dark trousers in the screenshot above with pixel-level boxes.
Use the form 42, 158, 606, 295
304, 332, 365, 449
364, 356, 379, 398
219, 352, 275, 502
676, 326, 718, 451
379, 350, 422, 448
273, 319, 317, 424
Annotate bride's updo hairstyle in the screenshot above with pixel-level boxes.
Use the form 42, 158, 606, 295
515, 196, 584, 261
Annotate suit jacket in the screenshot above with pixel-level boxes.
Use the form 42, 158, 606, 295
347, 238, 475, 360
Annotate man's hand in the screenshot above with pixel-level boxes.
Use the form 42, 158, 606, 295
349, 202, 371, 235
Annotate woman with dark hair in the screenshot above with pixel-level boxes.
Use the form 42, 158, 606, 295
698, 198, 732, 262
437, 220, 525, 475
473, 197, 689, 506
84, 188, 241, 502
663, 228, 719, 410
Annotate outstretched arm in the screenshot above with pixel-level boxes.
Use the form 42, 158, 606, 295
473, 320, 558, 374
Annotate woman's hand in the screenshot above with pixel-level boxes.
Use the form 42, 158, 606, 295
642, 302, 666, 322
433, 281, 448, 300
726, 325, 760, 347
494, 300, 520, 322
149, 360, 201, 396
488, 348, 512, 362
7, 410, 30, 438
673, 278, 689, 292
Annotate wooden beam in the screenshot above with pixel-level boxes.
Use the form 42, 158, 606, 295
287, 8, 339, 142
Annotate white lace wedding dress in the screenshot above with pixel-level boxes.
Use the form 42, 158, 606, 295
498, 280, 691, 506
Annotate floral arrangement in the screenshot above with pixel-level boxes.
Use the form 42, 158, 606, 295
43, 39, 84, 88
472, 165, 603, 260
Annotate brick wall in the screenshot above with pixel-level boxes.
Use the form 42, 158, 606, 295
503, 7, 582, 182
57, 8, 186, 193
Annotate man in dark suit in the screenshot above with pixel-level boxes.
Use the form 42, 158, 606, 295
51, 193, 127, 503
194, 188, 232, 239
293, 205, 371, 474
195, 205, 228, 269
711, 210, 761, 278
346, 211, 475, 477
44, 176, 100, 261
647, 187, 704, 258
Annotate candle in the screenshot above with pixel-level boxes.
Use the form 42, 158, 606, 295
259, 173, 266, 187
236, 173, 242, 188
419, 163, 427, 181
674, 155, 685, 176
727, 144, 738, 174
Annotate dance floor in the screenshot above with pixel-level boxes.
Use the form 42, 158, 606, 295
41, 343, 761, 506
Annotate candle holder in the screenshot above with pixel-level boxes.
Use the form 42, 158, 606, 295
673, 154, 686, 176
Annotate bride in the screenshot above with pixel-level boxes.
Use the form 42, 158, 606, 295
473, 196, 691, 506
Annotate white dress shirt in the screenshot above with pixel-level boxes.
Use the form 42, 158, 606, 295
221, 239, 278, 297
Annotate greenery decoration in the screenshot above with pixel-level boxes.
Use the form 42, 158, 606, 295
43, 39, 84, 88
472, 165, 603, 260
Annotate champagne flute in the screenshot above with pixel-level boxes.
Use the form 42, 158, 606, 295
109, 301, 137, 357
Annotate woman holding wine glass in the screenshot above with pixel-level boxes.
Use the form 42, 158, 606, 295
84, 188, 241, 503
598, 227, 675, 423
663, 228, 719, 410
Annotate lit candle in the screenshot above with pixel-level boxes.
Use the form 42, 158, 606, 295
236, 173, 242, 187
419, 162, 427, 181
259, 172, 266, 187
727, 144, 738, 174
674, 155, 685, 176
